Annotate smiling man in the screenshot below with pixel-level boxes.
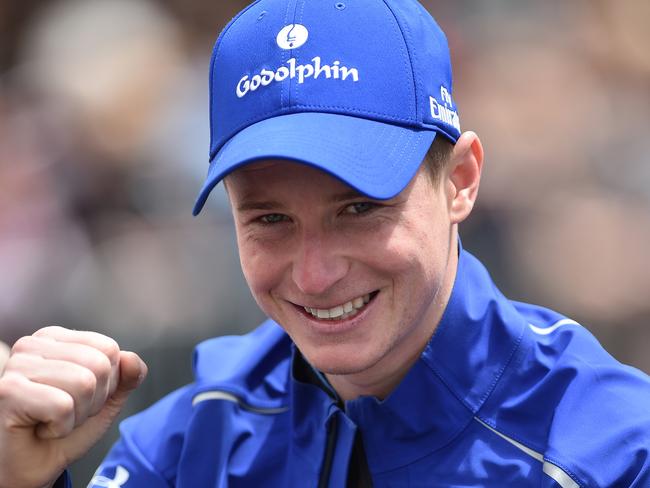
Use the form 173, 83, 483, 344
1, 1, 650, 487
225, 151, 476, 403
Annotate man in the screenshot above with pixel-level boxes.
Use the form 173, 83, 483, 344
1, 1, 649, 487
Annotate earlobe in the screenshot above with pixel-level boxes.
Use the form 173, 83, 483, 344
447, 131, 484, 224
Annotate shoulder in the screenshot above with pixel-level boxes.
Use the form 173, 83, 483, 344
193, 319, 292, 387
114, 319, 293, 479
192, 318, 293, 408
484, 301, 650, 487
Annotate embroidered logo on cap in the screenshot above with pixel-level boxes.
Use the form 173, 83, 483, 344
276, 24, 309, 50
429, 85, 460, 131
235, 24, 360, 98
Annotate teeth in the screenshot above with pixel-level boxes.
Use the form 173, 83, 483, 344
329, 305, 344, 318
317, 309, 329, 319
303, 293, 372, 321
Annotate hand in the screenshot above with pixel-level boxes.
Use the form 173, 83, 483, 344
0, 327, 147, 488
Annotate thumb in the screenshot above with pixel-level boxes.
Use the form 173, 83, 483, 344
91, 350, 147, 426
98, 350, 147, 422
112, 351, 148, 400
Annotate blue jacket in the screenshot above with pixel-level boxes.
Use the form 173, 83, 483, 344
70, 250, 650, 487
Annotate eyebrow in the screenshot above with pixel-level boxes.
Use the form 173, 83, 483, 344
235, 190, 369, 213
331, 190, 367, 202
235, 200, 283, 212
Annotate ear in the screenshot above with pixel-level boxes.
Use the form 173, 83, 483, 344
446, 131, 484, 224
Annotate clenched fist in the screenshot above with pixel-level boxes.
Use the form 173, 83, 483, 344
0, 327, 147, 488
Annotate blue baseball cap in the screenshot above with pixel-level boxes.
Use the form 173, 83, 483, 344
193, 0, 461, 215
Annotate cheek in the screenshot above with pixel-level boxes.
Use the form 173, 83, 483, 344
385, 239, 449, 340
379, 218, 448, 275
379, 218, 450, 305
238, 239, 286, 308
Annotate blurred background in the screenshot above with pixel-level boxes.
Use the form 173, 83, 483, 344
0, 0, 649, 483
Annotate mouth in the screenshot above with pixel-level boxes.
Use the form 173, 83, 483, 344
298, 291, 379, 321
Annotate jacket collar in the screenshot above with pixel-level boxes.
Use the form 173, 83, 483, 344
290, 246, 527, 472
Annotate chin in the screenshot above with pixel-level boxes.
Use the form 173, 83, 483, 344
301, 342, 382, 376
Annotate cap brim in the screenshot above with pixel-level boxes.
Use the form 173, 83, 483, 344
192, 112, 436, 215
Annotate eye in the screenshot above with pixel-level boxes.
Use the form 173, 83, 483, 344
343, 202, 377, 215
259, 213, 289, 224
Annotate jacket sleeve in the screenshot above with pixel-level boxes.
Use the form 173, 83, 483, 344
49, 430, 172, 488
88, 384, 196, 488
86, 434, 173, 487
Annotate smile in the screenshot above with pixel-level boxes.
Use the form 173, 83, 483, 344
302, 292, 377, 321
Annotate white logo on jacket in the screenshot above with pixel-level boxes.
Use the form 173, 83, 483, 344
88, 465, 130, 488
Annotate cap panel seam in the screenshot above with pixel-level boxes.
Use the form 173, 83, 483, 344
280, 0, 294, 108
291, 0, 307, 106
284, 0, 301, 107
381, 0, 418, 121
399, 7, 423, 123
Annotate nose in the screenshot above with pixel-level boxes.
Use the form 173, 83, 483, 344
291, 230, 349, 296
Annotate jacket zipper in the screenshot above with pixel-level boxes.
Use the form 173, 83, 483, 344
317, 414, 338, 488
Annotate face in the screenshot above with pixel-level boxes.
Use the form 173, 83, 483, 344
225, 160, 460, 394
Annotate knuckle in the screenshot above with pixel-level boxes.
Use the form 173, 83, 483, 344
77, 368, 98, 401
86, 352, 112, 384
32, 325, 65, 338
10, 336, 35, 354
0, 372, 25, 400
100, 338, 120, 365
2, 352, 30, 373
51, 392, 75, 421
